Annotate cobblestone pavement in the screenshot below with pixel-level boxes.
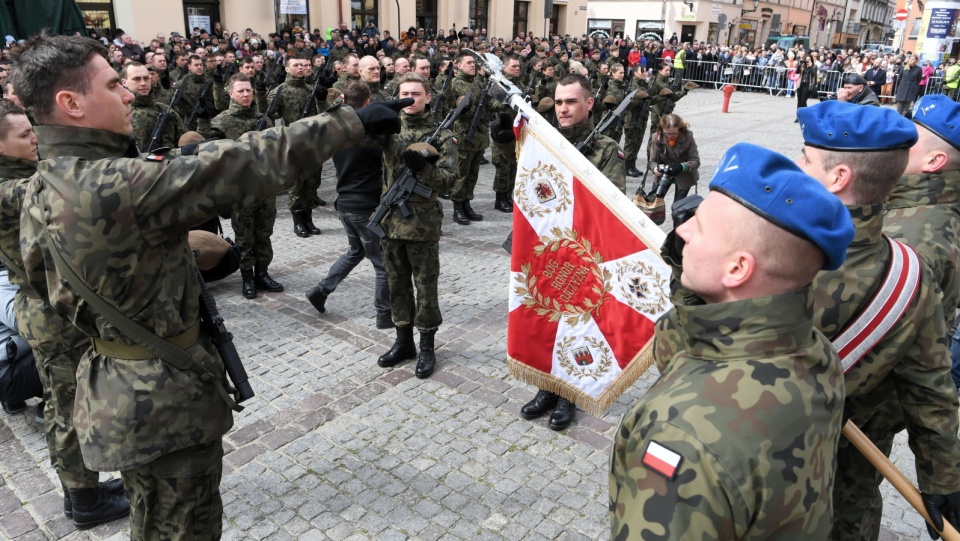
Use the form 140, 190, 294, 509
0, 90, 931, 539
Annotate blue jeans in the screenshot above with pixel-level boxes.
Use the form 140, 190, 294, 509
951, 326, 960, 387
319, 211, 390, 314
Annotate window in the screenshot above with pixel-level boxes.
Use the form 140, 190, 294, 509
909, 17, 922, 38
78, 2, 116, 37
634, 20, 663, 41
514, 1, 529, 39
351, 0, 378, 31
469, 0, 488, 33
276, 0, 309, 34
417, 0, 438, 34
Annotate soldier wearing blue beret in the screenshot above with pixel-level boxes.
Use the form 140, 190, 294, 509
884, 93, 960, 411
795, 100, 960, 541
612, 143, 854, 539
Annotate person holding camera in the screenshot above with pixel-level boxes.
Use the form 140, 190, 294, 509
646, 113, 700, 205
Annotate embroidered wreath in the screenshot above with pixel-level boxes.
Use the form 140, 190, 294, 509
556, 335, 615, 380
615, 259, 669, 316
515, 161, 572, 218
513, 227, 612, 325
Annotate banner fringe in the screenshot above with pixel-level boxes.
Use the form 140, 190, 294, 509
506, 339, 658, 417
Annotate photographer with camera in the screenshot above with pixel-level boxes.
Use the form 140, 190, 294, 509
642, 113, 700, 213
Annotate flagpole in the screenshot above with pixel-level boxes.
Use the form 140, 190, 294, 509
842, 420, 960, 541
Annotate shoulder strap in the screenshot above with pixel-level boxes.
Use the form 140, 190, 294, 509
832, 236, 922, 373
0, 249, 29, 289
43, 231, 241, 411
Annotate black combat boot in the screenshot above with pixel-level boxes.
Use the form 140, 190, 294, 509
1, 401, 26, 414
254, 266, 284, 292
452, 202, 471, 225
626, 160, 642, 177
240, 269, 257, 299
65, 486, 131, 530
377, 325, 417, 367
64, 478, 126, 519
415, 330, 436, 379
314, 194, 327, 207
305, 212, 322, 235
292, 211, 310, 238
494, 192, 513, 213
520, 389, 559, 420
306, 285, 328, 314
462, 200, 484, 221
548, 397, 577, 431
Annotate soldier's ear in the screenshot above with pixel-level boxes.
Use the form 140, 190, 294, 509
55, 89, 84, 120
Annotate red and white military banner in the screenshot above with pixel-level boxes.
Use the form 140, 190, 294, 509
506, 111, 672, 415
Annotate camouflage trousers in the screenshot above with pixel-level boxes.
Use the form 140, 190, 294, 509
231, 197, 277, 271
830, 398, 905, 541
123, 438, 223, 541
13, 293, 100, 490
623, 118, 648, 164
289, 175, 321, 213
452, 148, 484, 202
381, 238, 441, 332
491, 142, 517, 195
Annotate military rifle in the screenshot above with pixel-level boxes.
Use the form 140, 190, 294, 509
367, 91, 472, 239
591, 75, 609, 112
197, 270, 254, 404
255, 86, 284, 131
430, 61, 455, 115
575, 88, 638, 155
465, 79, 492, 145
186, 79, 214, 131
257, 58, 279, 92
144, 84, 186, 153
521, 71, 537, 99
300, 70, 332, 120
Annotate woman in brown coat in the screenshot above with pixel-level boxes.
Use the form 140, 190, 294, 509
647, 113, 700, 202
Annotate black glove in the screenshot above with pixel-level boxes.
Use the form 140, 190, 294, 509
665, 162, 684, 176
661, 194, 702, 265
319, 74, 338, 88
212, 65, 225, 84
922, 491, 960, 539
255, 76, 267, 93
402, 149, 428, 172
490, 112, 515, 144
355, 99, 412, 135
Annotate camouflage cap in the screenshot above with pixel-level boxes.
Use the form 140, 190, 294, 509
710, 143, 855, 271
797, 100, 917, 151
912, 94, 960, 152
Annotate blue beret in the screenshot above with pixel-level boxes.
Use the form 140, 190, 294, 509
797, 100, 917, 151
710, 143, 854, 271
913, 94, 960, 152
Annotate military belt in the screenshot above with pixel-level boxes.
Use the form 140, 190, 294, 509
91, 322, 200, 360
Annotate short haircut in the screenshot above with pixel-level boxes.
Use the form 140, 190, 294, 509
225, 73, 251, 91
344, 52, 359, 63
556, 74, 592, 96
397, 72, 430, 95
342, 81, 371, 109
0, 98, 27, 135
821, 148, 909, 205
240, 57, 254, 67
188, 54, 201, 64
455, 50, 473, 63
11, 33, 108, 122
120, 61, 145, 79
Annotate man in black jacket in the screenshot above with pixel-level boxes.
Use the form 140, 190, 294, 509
306, 82, 392, 329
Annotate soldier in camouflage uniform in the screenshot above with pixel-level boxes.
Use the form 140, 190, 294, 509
267, 55, 322, 237
173, 55, 215, 135
450, 50, 498, 225
519, 74, 626, 431
600, 63, 629, 142
147, 66, 173, 106
883, 94, 960, 389
490, 53, 522, 213
647, 62, 691, 145
623, 68, 652, 177
121, 62, 184, 151
611, 143, 854, 540
14, 34, 402, 540
210, 74, 284, 300
333, 53, 360, 92
376, 73, 458, 379
0, 99, 130, 528
358, 55, 391, 102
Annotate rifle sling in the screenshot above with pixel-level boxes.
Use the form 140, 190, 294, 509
43, 231, 242, 412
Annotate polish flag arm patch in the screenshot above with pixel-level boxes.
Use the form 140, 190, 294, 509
642, 440, 683, 480
617, 150, 625, 160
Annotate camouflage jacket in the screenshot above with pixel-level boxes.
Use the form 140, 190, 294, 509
266, 76, 312, 126
649, 73, 686, 115
366, 81, 392, 102
173, 72, 214, 124
333, 73, 360, 92
130, 93, 185, 152
328, 45, 349, 65
611, 289, 843, 540
451, 72, 497, 151
600, 78, 628, 139
884, 170, 960, 328
624, 75, 651, 129
0, 156, 38, 276
381, 110, 457, 242
209, 99, 259, 140
19, 105, 365, 470
151, 85, 174, 107
654, 204, 960, 494
535, 75, 557, 105
558, 118, 626, 193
